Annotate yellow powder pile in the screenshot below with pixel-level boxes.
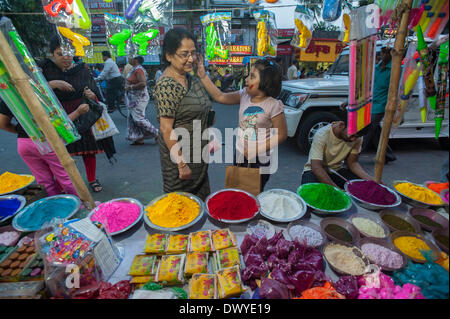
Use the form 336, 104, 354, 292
393, 236, 432, 261
0, 172, 33, 194
395, 182, 443, 205
146, 193, 200, 228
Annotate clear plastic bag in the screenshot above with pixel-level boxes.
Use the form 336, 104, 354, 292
253, 10, 278, 57
0, 17, 81, 153
200, 12, 232, 62
130, 21, 161, 57
349, 3, 380, 41
322, 0, 343, 22
105, 13, 132, 58
290, 5, 314, 51
124, 0, 174, 27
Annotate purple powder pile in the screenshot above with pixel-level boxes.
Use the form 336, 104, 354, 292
347, 181, 397, 205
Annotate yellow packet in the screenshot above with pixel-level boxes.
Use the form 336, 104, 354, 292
184, 252, 209, 276
166, 234, 189, 254
144, 233, 167, 254
214, 247, 241, 271
212, 228, 237, 250
188, 274, 217, 299
130, 275, 156, 284
128, 255, 157, 276
189, 230, 214, 252
156, 254, 186, 285
216, 265, 245, 299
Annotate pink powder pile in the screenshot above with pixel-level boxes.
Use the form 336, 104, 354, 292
90, 201, 141, 233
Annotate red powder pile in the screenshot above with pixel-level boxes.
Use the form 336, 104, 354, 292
347, 180, 397, 205
207, 191, 258, 221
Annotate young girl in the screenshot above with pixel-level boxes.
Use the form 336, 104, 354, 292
196, 58, 287, 191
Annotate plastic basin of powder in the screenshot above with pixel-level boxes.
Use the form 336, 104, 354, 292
344, 179, 402, 211
0, 195, 26, 224
257, 189, 307, 223
144, 192, 204, 231
12, 195, 80, 232
88, 198, 144, 236
320, 217, 360, 245
392, 180, 448, 209
0, 174, 35, 196
287, 220, 328, 248
379, 209, 422, 234
205, 189, 260, 224
357, 237, 408, 272
408, 207, 449, 233
432, 227, 449, 254
390, 230, 441, 264
296, 183, 352, 216
350, 212, 391, 240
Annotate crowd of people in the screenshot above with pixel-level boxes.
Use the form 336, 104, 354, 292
0, 28, 389, 203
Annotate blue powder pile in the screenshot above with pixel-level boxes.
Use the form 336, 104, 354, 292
17, 197, 77, 230
0, 198, 21, 220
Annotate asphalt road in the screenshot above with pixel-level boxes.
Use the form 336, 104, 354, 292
0, 101, 448, 206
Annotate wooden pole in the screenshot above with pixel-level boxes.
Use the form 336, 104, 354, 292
374, 0, 413, 182
0, 32, 95, 209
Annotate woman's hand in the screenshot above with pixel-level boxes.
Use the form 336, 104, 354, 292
49, 80, 74, 92
83, 87, 96, 100
125, 84, 132, 91
76, 103, 89, 116
178, 164, 192, 180
195, 53, 207, 80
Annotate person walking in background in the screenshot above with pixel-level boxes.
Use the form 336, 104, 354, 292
362, 46, 397, 163
92, 64, 107, 101
300, 67, 306, 79
125, 56, 159, 145
287, 60, 299, 80
154, 68, 162, 82
96, 51, 123, 113
123, 60, 133, 79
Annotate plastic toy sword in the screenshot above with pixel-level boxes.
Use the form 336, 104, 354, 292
435, 41, 448, 139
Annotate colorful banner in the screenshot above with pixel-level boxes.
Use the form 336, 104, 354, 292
226, 45, 252, 55
90, 1, 116, 37
296, 39, 345, 62
209, 55, 245, 65
278, 28, 295, 40
277, 44, 293, 56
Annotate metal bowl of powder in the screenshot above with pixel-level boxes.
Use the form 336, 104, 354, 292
144, 192, 204, 232
287, 220, 327, 248
357, 237, 408, 272
88, 198, 144, 236
0, 195, 27, 224
323, 242, 371, 276
257, 189, 307, 223
393, 180, 447, 209
0, 174, 35, 196
350, 212, 391, 240
297, 183, 352, 216
344, 180, 401, 211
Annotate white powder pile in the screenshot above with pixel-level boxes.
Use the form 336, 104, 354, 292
259, 191, 302, 220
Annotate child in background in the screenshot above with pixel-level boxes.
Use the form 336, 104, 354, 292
196, 58, 287, 191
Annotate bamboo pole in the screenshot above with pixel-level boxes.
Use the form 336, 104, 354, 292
374, 0, 413, 182
0, 32, 95, 209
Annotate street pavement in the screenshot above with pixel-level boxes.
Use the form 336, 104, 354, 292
0, 101, 448, 206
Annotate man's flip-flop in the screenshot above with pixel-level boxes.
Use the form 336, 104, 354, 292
89, 179, 103, 192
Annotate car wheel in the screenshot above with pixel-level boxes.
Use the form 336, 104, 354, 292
296, 111, 341, 153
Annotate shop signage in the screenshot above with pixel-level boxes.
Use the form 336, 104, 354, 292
296, 39, 346, 62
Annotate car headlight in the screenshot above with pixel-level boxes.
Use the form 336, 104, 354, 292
286, 93, 309, 108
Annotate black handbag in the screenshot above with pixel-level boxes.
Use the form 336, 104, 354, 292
73, 97, 104, 134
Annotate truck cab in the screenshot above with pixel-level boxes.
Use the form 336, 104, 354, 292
280, 41, 449, 153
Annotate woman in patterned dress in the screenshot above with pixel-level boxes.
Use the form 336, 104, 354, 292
153, 28, 213, 201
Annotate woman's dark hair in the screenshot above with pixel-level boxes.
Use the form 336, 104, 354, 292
134, 56, 144, 65
161, 28, 197, 67
102, 51, 111, 58
49, 35, 61, 53
253, 59, 282, 98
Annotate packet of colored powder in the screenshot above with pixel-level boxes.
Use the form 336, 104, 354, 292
212, 228, 237, 250
216, 265, 245, 299
155, 254, 186, 285
128, 255, 158, 276
130, 275, 156, 284
213, 247, 241, 272
188, 230, 214, 252
184, 251, 209, 277
166, 234, 189, 254
144, 233, 167, 254
189, 273, 217, 299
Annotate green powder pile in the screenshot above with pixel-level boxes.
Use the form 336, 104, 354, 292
298, 183, 350, 211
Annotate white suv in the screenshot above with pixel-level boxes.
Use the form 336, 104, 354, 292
280, 41, 449, 153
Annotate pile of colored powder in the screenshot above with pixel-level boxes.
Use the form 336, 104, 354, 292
90, 201, 141, 233
146, 193, 200, 228
0, 172, 33, 194
381, 214, 416, 232
0, 198, 22, 220
0, 230, 21, 246
412, 214, 444, 229
394, 182, 443, 205
426, 182, 449, 195
393, 236, 432, 262
347, 180, 397, 205
207, 191, 258, 221
324, 243, 367, 276
16, 197, 77, 230
352, 217, 386, 238
361, 243, 404, 270
289, 225, 323, 247
298, 183, 350, 211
